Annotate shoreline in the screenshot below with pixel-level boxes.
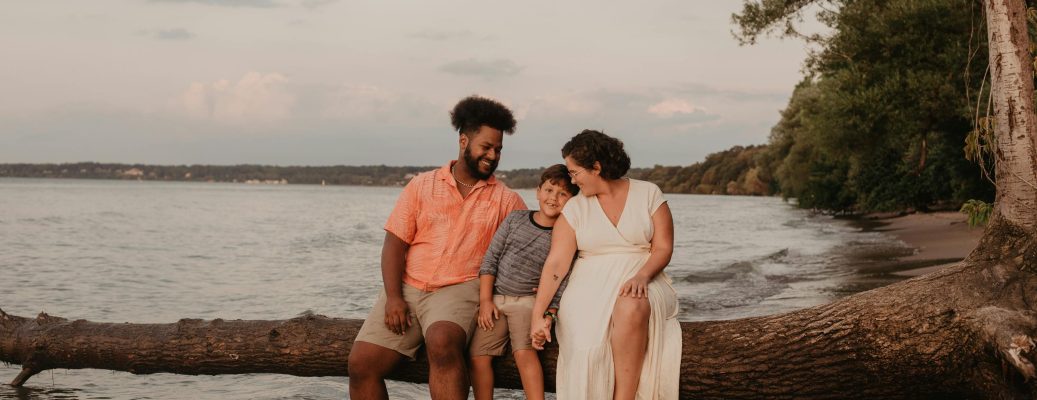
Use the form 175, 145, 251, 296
851, 211, 983, 277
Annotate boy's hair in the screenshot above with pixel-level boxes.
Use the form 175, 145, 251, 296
540, 164, 579, 195
449, 95, 517, 136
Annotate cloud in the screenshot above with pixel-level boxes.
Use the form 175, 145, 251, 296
149, 0, 338, 8
410, 29, 474, 41
647, 99, 707, 118
300, 0, 337, 9
172, 72, 296, 124
312, 84, 404, 120
438, 59, 523, 79
674, 82, 787, 102
152, 28, 195, 40
149, 0, 279, 8
522, 89, 721, 132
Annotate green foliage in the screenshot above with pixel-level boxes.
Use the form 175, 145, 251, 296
737, 0, 996, 212
631, 146, 775, 195
959, 199, 992, 227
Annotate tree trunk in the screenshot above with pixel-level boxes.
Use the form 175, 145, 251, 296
986, 0, 1037, 230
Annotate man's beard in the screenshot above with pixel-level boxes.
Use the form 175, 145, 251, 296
463, 145, 497, 181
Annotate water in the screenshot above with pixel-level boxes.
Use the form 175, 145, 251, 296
0, 178, 911, 399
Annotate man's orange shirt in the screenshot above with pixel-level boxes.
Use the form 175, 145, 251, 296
384, 161, 527, 291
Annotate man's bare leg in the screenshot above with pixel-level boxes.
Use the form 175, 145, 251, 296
425, 321, 470, 400
348, 340, 404, 400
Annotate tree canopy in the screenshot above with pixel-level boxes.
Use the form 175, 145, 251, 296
736, 0, 996, 212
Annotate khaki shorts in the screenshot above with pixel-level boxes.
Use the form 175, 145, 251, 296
355, 279, 480, 359
469, 294, 536, 356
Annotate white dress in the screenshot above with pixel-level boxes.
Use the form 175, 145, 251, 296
556, 179, 681, 399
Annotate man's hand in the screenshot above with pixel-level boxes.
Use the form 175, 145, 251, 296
477, 300, 500, 331
383, 295, 411, 335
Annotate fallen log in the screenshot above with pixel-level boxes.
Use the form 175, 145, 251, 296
0, 309, 556, 392
3, 238, 1037, 399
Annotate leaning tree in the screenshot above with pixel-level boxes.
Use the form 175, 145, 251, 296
2, 0, 1037, 398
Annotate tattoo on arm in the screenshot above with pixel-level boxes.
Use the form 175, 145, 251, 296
553, 274, 559, 281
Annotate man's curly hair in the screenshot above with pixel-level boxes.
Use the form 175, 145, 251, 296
449, 95, 516, 135
561, 130, 631, 180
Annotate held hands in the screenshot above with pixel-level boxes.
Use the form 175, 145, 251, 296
619, 273, 651, 298
477, 300, 500, 331
530, 315, 554, 350
383, 295, 412, 335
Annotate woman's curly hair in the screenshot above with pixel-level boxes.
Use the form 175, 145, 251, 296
561, 130, 630, 180
450, 95, 516, 135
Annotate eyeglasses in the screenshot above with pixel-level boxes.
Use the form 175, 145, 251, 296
568, 168, 586, 178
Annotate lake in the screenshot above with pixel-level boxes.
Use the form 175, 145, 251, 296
0, 178, 912, 399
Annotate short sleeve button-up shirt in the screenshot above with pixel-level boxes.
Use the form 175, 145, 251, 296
384, 161, 527, 291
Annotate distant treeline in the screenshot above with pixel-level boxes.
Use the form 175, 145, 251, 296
0, 156, 770, 196
0, 163, 431, 186
636, 145, 775, 196
0, 162, 655, 190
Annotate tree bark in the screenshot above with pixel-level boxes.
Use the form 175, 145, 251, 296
986, 0, 1037, 230
0, 309, 554, 392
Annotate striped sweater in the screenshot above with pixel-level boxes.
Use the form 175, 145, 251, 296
478, 210, 569, 309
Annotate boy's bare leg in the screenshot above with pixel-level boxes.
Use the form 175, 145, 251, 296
348, 341, 404, 400
469, 355, 495, 400
425, 321, 470, 400
513, 349, 545, 400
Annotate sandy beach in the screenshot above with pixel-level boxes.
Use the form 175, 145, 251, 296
862, 211, 984, 277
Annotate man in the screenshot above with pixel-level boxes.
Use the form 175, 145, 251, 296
348, 95, 527, 400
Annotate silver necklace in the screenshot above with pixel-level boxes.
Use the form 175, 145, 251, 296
451, 164, 477, 188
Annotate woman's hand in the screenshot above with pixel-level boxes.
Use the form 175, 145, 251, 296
530, 315, 553, 350
619, 273, 651, 298
477, 300, 499, 331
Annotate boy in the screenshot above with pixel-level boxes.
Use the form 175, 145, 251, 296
469, 164, 578, 400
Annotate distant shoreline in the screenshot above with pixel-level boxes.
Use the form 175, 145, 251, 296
0, 162, 558, 189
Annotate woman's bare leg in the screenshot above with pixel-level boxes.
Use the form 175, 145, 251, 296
610, 296, 650, 400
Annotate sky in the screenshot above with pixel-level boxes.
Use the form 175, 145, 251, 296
0, 1, 816, 169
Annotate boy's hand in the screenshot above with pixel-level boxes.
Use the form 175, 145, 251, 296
530, 316, 552, 350
383, 295, 411, 335
477, 300, 500, 331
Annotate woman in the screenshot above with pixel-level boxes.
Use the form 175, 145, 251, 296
530, 130, 681, 399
